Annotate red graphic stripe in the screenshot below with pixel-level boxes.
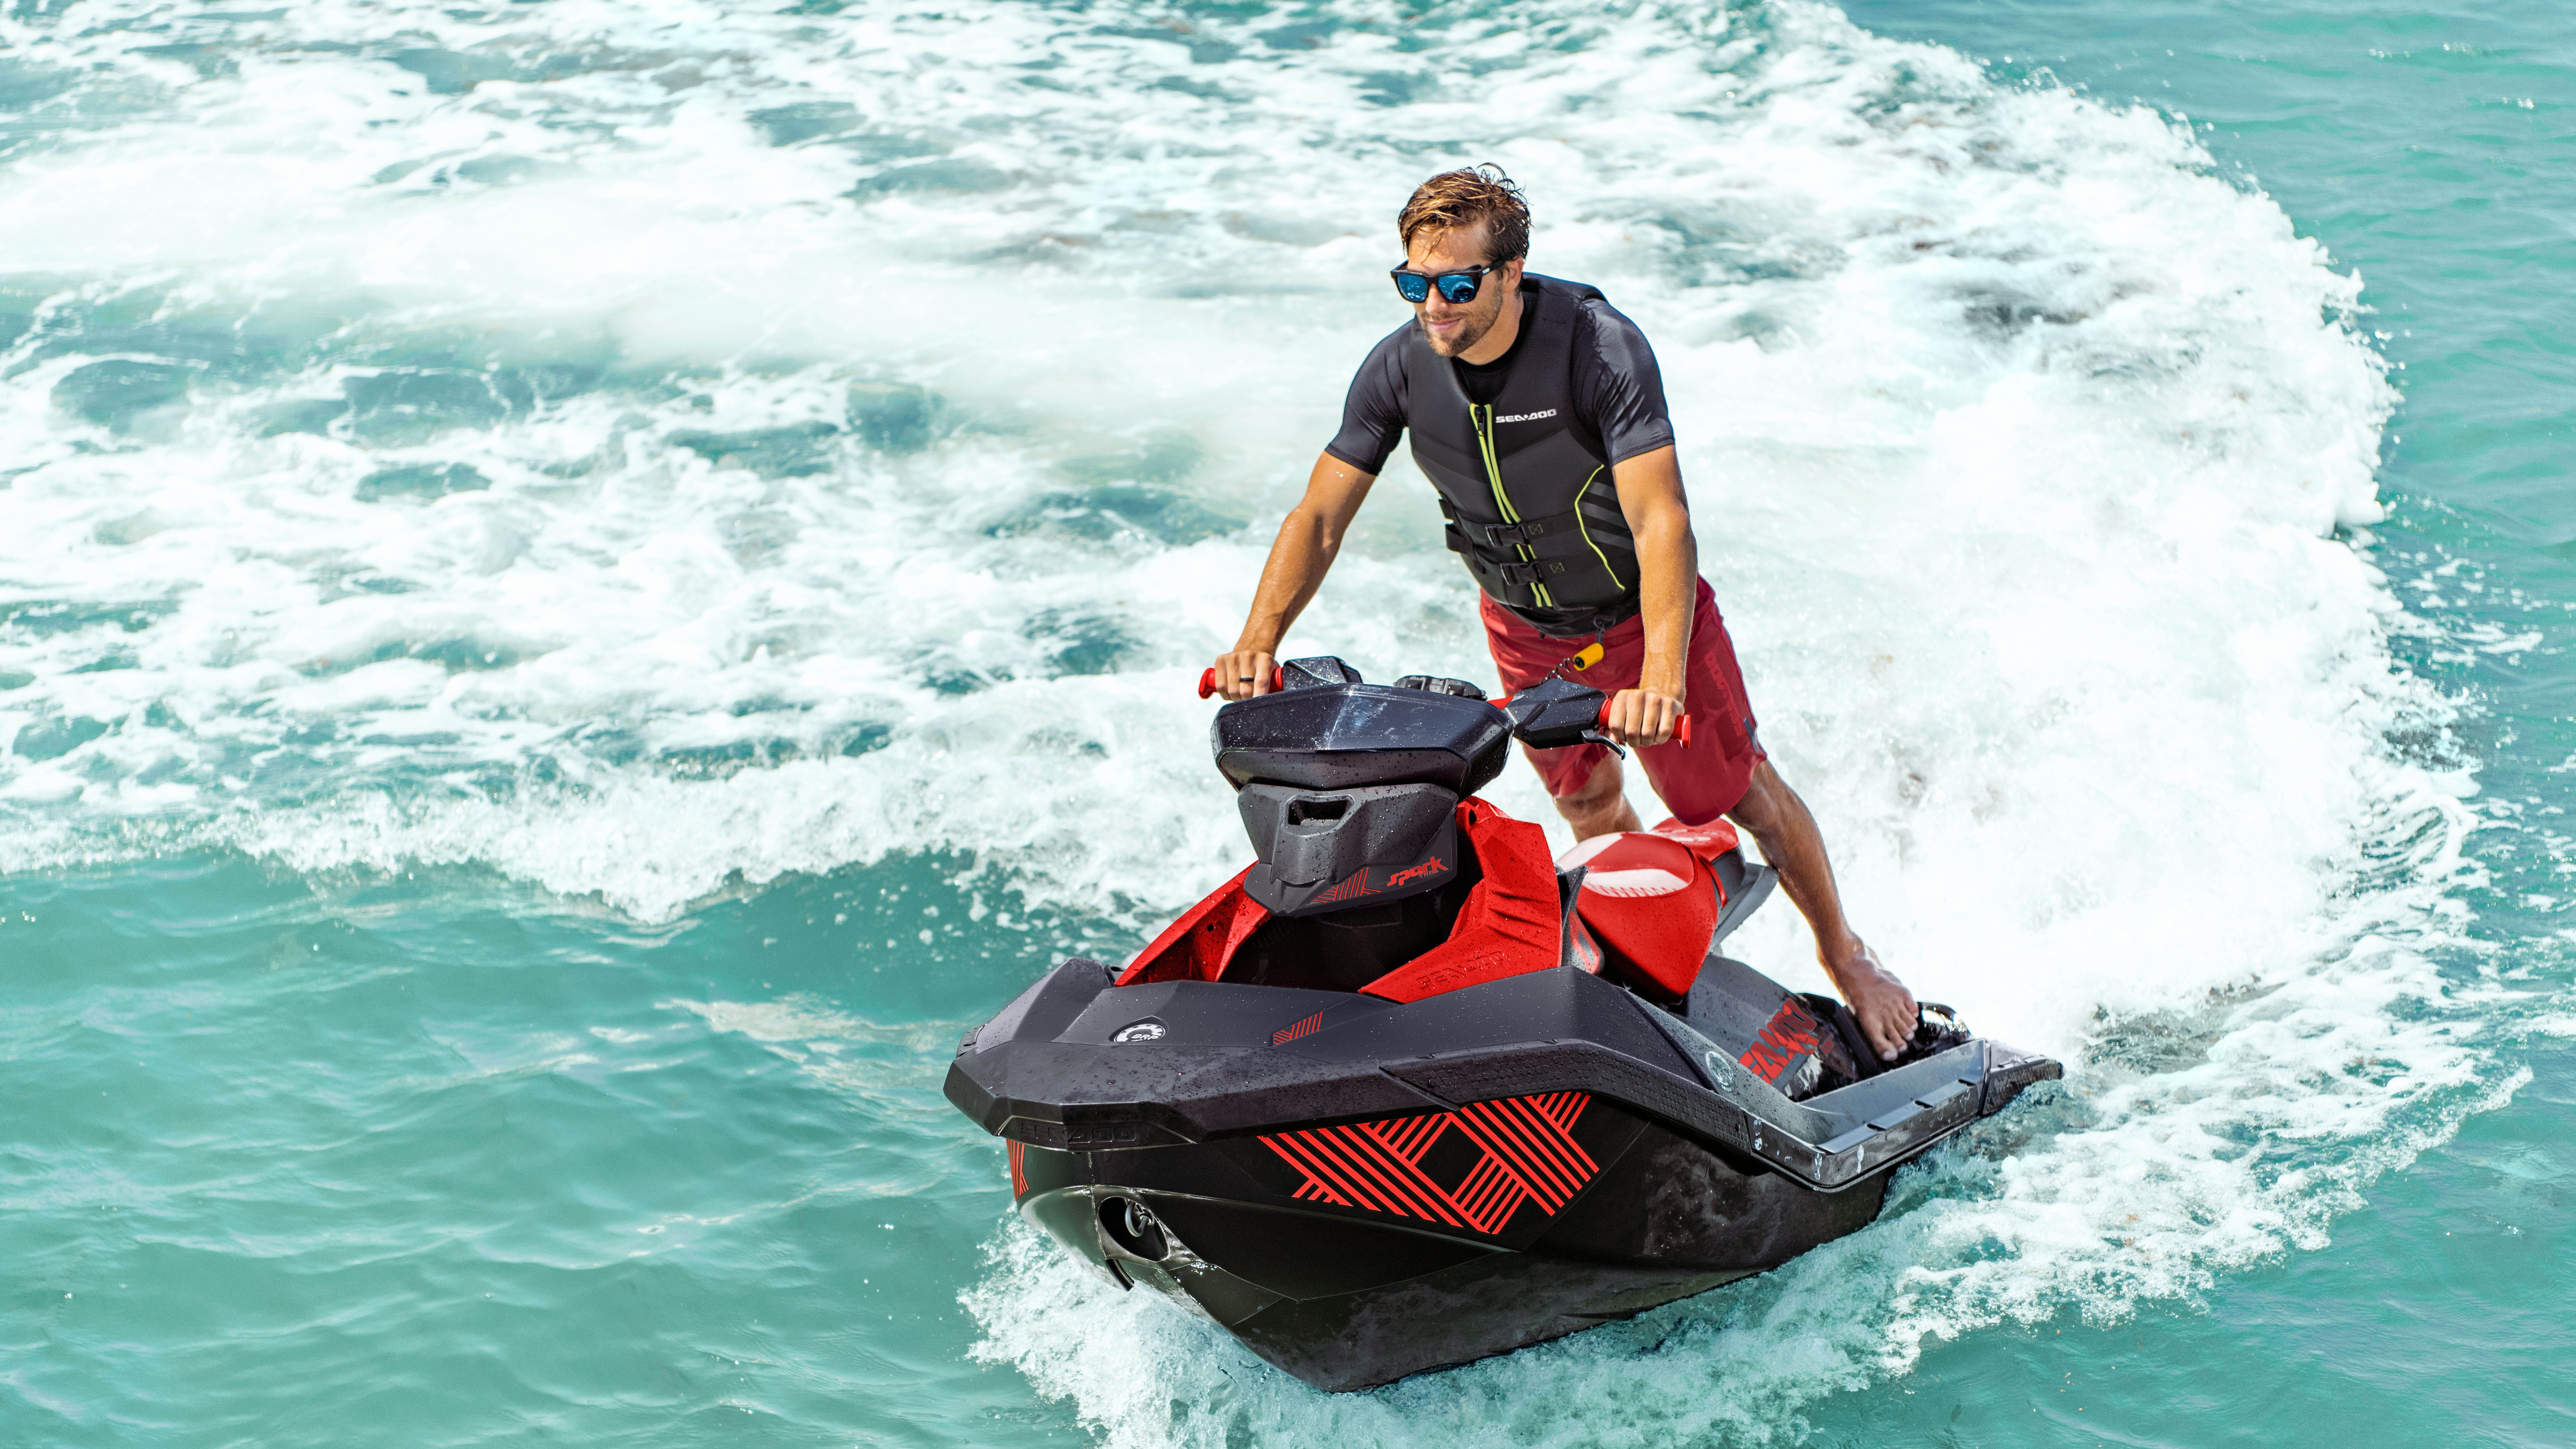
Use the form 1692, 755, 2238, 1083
1286, 1124, 1445, 1225
1532, 1090, 1587, 1132
1344, 1127, 1464, 1227
1468, 1097, 1580, 1197
1257, 1093, 1604, 1238
1507, 1097, 1591, 1195
1449, 1094, 1596, 1209
1007, 1139, 1027, 1198
1266, 1132, 1384, 1214
1310, 871, 1381, 906
1274, 1133, 1389, 1215
1270, 1010, 1330, 1046
1453, 1157, 1519, 1232
1380, 1113, 1445, 1161
1276, 1128, 1456, 1227
1444, 1103, 1556, 1207
1335, 1124, 1469, 1229
1468, 1119, 1572, 1212
1495, 1100, 1587, 1204
1287, 1174, 1350, 1207
1497, 1093, 1598, 1186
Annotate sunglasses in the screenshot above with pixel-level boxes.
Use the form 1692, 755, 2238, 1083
1389, 263, 1500, 304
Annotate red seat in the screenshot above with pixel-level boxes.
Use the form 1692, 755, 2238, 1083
1556, 818, 1738, 998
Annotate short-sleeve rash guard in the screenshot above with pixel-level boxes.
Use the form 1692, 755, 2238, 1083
1323, 286, 1676, 477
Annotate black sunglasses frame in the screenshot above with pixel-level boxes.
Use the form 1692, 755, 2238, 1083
1389, 263, 1502, 304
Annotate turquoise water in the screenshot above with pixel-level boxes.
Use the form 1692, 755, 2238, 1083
1, 1, 2567, 1444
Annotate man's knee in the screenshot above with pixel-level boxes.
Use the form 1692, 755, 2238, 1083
1724, 759, 1788, 832
1553, 753, 1641, 841
1558, 753, 1623, 809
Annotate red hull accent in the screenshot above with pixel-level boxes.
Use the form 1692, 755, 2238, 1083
1259, 1092, 1598, 1237
1118, 863, 1268, 986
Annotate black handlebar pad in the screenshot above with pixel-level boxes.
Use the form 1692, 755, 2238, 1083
1499, 676, 1609, 751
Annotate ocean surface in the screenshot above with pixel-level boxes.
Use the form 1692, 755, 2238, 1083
1, 0, 2567, 1443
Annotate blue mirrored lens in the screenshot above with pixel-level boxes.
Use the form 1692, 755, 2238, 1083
1435, 272, 1482, 303
1392, 271, 1431, 303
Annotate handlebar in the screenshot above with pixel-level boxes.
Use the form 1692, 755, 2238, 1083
1492, 676, 1689, 753
1195, 668, 1690, 749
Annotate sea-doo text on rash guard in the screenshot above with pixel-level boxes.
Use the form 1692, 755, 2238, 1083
1325, 273, 1677, 635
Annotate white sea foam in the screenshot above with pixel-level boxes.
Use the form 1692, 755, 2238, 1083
0, 0, 2499, 1437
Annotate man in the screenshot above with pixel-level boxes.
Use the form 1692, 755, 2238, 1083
1208, 165, 1920, 1061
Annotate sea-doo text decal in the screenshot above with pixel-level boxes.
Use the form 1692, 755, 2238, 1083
1260, 1092, 1598, 1236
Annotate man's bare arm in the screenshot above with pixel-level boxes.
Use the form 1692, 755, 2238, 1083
1212, 451, 1377, 700
1601, 445, 1695, 746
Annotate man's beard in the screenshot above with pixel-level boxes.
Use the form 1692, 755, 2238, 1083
1420, 298, 1501, 358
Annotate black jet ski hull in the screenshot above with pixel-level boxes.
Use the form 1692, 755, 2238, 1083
948, 958, 2060, 1391
1008, 1107, 1883, 1391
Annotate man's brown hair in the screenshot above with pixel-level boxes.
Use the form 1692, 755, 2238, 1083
1397, 164, 1531, 263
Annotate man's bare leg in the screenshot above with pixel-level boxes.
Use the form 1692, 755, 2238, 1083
1551, 751, 1643, 841
1724, 760, 1917, 1061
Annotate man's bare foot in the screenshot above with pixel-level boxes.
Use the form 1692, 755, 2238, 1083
1823, 938, 1917, 1062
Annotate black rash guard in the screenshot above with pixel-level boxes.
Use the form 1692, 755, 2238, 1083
1324, 283, 1677, 477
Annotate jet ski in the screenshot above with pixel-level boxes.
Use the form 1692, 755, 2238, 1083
945, 657, 2059, 1392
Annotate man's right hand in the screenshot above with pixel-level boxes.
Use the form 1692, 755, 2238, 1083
1212, 650, 1278, 701
1600, 687, 1684, 748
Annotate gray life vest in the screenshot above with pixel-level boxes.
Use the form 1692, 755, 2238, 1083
1403, 273, 1639, 630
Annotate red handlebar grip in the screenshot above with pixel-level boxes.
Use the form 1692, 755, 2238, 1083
1591, 703, 1693, 747
1199, 666, 1286, 700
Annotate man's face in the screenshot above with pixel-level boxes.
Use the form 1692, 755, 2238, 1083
1404, 225, 1521, 359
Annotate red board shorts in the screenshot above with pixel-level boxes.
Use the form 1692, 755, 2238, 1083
1480, 577, 1766, 826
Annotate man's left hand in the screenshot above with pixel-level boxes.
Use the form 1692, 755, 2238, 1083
1600, 688, 1683, 748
